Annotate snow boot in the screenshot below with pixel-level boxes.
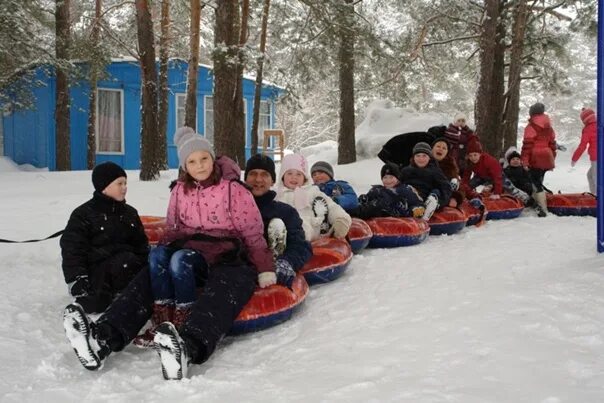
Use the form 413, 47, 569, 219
422, 194, 439, 221
533, 191, 548, 217
63, 303, 110, 370
133, 302, 175, 348
311, 196, 330, 234
172, 305, 192, 330
267, 218, 287, 258
154, 322, 190, 380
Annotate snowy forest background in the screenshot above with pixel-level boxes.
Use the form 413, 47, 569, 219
0, 0, 598, 174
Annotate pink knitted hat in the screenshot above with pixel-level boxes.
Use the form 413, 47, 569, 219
279, 153, 309, 184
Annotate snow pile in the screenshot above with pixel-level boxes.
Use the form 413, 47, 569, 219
0, 156, 47, 173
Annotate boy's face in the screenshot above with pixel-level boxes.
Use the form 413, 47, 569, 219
413, 153, 430, 168
382, 174, 399, 189
311, 170, 331, 185
468, 152, 481, 164
283, 169, 306, 189
103, 177, 127, 201
245, 169, 274, 197
509, 157, 522, 167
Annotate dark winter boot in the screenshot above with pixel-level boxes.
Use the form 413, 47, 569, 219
133, 302, 175, 348
63, 303, 111, 370
154, 322, 190, 380
172, 306, 192, 330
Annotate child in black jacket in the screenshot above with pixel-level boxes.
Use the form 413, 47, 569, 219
60, 162, 149, 314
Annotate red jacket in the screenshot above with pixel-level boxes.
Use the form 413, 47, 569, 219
521, 114, 556, 170
462, 152, 504, 195
572, 120, 597, 162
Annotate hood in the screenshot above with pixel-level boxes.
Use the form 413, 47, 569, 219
529, 113, 551, 129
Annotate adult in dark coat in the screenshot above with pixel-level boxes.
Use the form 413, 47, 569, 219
377, 125, 445, 167
60, 162, 149, 314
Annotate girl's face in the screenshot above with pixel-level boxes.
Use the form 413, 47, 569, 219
382, 174, 399, 189
103, 177, 127, 202
454, 118, 466, 127
431, 141, 449, 161
413, 153, 430, 168
468, 152, 481, 164
185, 150, 214, 181
311, 171, 331, 185
283, 169, 306, 189
509, 157, 522, 167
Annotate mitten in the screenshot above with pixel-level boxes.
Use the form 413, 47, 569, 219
258, 271, 277, 288
69, 275, 91, 298
332, 218, 350, 239
450, 178, 460, 191
275, 259, 295, 288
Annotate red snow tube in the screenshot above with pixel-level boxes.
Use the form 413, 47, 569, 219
428, 207, 468, 235
231, 274, 310, 335
347, 218, 373, 253
299, 238, 353, 285
140, 216, 166, 245
546, 192, 596, 217
365, 217, 430, 248
483, 195, 524, 220
460, 200, 487, 227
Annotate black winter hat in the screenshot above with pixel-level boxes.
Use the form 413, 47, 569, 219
310, 161, 335, 180
506, 150, 521, 163
412, 142, 433, 158
380, 162, 401, 179
431, 137, 450, 149
244, 154, 276, 182
529, 102, 545, 117
92, 161, 127, 192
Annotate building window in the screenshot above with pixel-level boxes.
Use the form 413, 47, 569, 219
204, 96, 248, 146
176, 93, 186, 131
259, 100, 273, 139
96, 89, 123, 153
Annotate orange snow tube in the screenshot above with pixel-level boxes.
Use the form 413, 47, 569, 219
460, 200, 487, 227
299, 238, 353, 285
365, 217, 430, 248
546, 192, 596, 217
140, 216, 166, 246
428, 207, 468, 235
483, 195, 524, 220
347, 218, 373, 253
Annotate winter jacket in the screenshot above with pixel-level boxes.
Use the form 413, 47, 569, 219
277, 184, 352, 242
572, 120, 597, 163
444, 124, 477, 170
161, 178, 273, 274
462, 152, 504, 195
504, 165, 534, 196
521, 114, 557, 170
254, 190, 312, 271
317, 179, 359, 212
399, 160, 452, 207
354, 184, 414, 219
60, 191, 149, 284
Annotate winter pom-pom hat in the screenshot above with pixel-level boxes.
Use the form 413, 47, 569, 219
580, 107, 596, 125
506, 150, 521, 163
310, 161, 335, 180
467, 138, 483, 154
412, 142, 433, 158
380, 162, 401, 179
174, 126, 215, 169
92, 161, 127, 192
529, 102, 545, 117
245, 154, 276, 182
453, 112, 467, 123
279, 153, 309, 183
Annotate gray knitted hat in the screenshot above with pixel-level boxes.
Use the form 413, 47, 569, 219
310, 161, 335, 180
412, 142, 433, 158
174, 127, 214, 169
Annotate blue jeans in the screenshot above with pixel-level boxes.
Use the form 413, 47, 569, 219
148, 245, 208, 306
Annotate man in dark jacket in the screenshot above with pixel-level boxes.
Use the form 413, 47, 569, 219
60, 162, 149, 313
244, 154, 313, 288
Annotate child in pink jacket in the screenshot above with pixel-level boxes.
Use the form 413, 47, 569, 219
571, 108, 598, 194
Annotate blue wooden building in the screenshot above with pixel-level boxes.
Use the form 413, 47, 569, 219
0, 58, 283, 170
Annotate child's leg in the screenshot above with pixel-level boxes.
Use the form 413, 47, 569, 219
588, 161, 597, 194
105, 251, 145, 294
149, 245, 176, 302
169, 249, 208, 307
502, 175, 529, 203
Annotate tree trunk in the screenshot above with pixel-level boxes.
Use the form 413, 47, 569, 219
55, 0, 71, 171
337, 0, 356, 164
213, 0, 244, 164
185, 0, 200, 130
86, 0, 101, 170
251, 0, 271, 157
502, 0, 528, 152
157, 0, 170, 169
231, 0, 249, 167
135, 0, 160, 180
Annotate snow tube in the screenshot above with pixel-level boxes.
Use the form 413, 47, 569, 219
230, 274, 309, 335
299, 238, 353, 285
546, 192, 596, 216
365, 217, 430, 248
347, 218, 373, 253
483, 196, 524, 220
460, 200, 487, 227
428, 207, 467, 235
140, 216, 166, 245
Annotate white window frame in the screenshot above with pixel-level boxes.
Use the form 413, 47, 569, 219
175, 93, 197, 132
258, 100, 273, 146
204, 95, 248, 146
96, 88, 125, 155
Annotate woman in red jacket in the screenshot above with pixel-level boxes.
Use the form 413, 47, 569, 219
521, 103, 557, 215
571, 108, 597, 194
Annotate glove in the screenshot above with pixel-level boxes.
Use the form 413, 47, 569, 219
571, 160, 576, 168
258, 271, 277, 288
275, 259, 295, 288
469, 198, 484, 209
332, 218, 350, 239
69, 275, 91, 298
450, 178, 460, 191
489, 194, 501, 200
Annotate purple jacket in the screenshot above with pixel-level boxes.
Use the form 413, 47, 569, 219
160, 177, 273, 274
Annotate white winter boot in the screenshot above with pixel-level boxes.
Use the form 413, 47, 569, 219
267, 218, 287, 258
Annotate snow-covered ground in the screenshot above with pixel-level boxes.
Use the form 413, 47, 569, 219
1, 132, 603, 402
